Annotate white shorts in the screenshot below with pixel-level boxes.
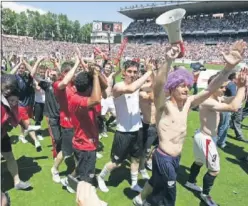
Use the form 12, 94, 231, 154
101, 97, 116, 116
193, 131, 220, 172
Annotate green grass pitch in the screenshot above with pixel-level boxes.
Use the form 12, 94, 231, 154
1, 63, 248, 206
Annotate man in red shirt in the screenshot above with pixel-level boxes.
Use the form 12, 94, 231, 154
52, 56, 80, 189
1, 74, 31, 190
69, 66, 102, 185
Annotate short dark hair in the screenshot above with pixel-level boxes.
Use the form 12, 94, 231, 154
208, 72, 220, 85
228, 72, 236, 81
123, 60, 139, 71
61, 61, 74, 73
1, 74, 20, 98
74, 71, 93, 93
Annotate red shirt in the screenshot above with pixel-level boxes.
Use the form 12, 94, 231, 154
1, 103, 19, 137
69, 93, 99, 151
53, 81, 76, 128
95, 103, 101, 117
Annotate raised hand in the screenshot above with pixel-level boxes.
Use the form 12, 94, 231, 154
222, 40, 247, 67
76, 47, 82, 59
88, 63, 100, 76
74, 54, 80, 67
145, 57, 155, 72
236, 68, 248, 88
165, 44, 181, 61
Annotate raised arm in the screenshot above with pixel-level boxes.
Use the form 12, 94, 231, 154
22, 59, 34, 74
51, 57, 61, 72
153, 45, 180, 111
111, 64, 121, 79
113, 69, 152, 98
30, 56, 45, 77
57, 55, 80, 90
202, 70, 247, 112
87, 67, 102, 108
190, 40, 247, 108
10, 60, 22, 74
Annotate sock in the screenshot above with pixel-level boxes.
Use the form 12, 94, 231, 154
131, 171, 139, 187
99, 165, 110, 179
34, 139, 40, 145
203, 172, 217, 195
106, 116, 116, 126
188, 162, 202, 183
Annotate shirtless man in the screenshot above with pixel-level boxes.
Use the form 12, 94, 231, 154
139, 74, 158, 178
185, 70, 247, 206
133, 40, 247, 206
100, 62, 121, 137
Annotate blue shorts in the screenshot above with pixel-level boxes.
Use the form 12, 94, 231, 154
148, 148, 180, 206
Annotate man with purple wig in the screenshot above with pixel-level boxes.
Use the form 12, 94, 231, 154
133, 40, 246, 206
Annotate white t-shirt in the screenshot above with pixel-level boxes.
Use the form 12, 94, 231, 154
114, 89, 142, 132
35, 88, 45, 103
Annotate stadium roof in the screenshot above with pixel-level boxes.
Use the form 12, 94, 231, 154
119, 1, 248, 20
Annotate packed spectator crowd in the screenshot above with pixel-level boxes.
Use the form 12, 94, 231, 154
124, 12, 248, 34
2, 34, 248, 63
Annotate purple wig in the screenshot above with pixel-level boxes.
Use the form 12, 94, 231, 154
164, 68, 194, 92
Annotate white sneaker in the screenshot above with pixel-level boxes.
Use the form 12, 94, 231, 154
131, 184, 143, 193
37, 135, 44, 141
99, 134, 103, 140
66, 185, 76, 194
97, 175, 109, 193
133, 195, 143, 206
60, 177, 68, 187
200, 193, 217, 206
19, 135, 28, 144
24, 125, 41, 135
140, 169, 150, 180
100, 200, 108, 206
185, 181, 203, 192
51, 167, 60, 183
60, 177, 75, 193
101, 132, 108, 138
96, 152, 103, 159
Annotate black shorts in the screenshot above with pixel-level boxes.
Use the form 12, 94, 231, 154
34, 102, 44, 124
142, 122, 158, 156
74, 149, 96, 184
148, 148, 180, 206
48, 117, 62, 153
61, 127, 74, 157
1, 134, 12, 153
111, 129, 143, 164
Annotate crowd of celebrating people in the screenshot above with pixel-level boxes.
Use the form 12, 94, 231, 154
2, 34, 248, 64
1, 35, 248, 206
124, 12, 248, 34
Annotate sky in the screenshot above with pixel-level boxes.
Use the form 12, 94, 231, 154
2, 1, 162, 31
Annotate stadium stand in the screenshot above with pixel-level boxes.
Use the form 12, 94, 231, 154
2, 1, 248, 63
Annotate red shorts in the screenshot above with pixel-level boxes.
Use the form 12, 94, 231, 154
18, 106, 33, 121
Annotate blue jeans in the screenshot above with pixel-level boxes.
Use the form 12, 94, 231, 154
231, 108, 244, 139
242, 101, 248, 120
217, 112, 231, 146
